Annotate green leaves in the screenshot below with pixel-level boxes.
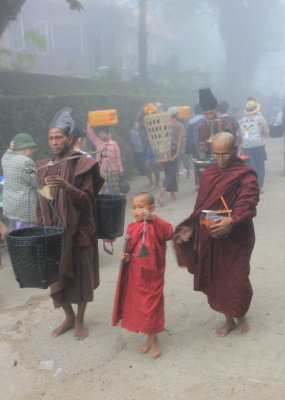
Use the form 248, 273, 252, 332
65, 0, 84, 12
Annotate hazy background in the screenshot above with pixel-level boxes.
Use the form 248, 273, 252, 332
1, 0, 285, 113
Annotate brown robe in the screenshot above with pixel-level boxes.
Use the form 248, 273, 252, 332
174, 157, 259, 318
198, 118, 238, 157
36, 150, 104, 307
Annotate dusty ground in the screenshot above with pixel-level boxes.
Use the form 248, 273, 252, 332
0, 137, 284, 400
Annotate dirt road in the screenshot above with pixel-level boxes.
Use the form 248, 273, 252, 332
0, 137, 284, 400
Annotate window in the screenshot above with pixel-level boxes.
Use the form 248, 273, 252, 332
35, 21, 49, 55
10, 15, 25, 52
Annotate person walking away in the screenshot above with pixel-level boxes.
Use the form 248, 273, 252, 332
185, 104, 205, 190
218, 100, 240, 135
156, 107, 184, 205
36, 108, 104, 340
129, 121, 145, 175
72, 127, 89, 155
239, 100, 269, 193
112, 192, 173, 358
174, 132, 259, 337
87, 124, 123, 255
87, 125, 123, 194
1, 133, 37, 230
136, 106, 160, 189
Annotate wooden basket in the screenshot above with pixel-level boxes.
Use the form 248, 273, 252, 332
144, 112, 172, 162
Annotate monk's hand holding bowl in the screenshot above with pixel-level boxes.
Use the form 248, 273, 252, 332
174, 226, 194, 244
209, 217, 233, 239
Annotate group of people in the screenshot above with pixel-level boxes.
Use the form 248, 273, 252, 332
128, 89, 271, 210
0, 88, 264, 357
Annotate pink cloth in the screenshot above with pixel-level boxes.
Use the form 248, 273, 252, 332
87, 126, 123, 174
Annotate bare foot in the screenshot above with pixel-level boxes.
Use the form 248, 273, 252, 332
236, 317, 249, 334
138, 340, 151, 354
156, 196, 164, 207
216, 317, 236, 337
74, 320, 89, 340
149, 341, 161, 358
52, 318, 75, 337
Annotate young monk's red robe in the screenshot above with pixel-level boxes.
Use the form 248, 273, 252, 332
112, 216, 173, 334
174, 157, 260, 318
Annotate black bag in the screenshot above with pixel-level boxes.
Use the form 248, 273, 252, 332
119, 176, 130, 194
95, 194, 126, 240
269, 124, 284, 138
7, 226, 64, 289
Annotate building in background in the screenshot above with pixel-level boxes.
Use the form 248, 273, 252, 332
0, 0, 173, 79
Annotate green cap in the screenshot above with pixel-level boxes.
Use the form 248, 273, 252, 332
12, 133, 37, 150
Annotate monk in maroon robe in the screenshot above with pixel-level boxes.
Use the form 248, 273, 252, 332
112, 192, 173, 357
174, 132, 259, 337
36, 119, 104, 340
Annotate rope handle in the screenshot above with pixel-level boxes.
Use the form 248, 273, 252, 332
36, 148, 107, 171
202, 196, 231, 232
220, 196, 231, 217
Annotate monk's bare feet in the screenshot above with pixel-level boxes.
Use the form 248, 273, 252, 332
236, 316, 249, 334
216, 316, 236, 337
138, 339, 151, 354
52, 318, 75, 337
149, 341, 161, 358
148, 334, 161, 358
74, 320, 89, 340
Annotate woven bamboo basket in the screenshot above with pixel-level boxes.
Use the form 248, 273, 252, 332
144, 112, 172, 162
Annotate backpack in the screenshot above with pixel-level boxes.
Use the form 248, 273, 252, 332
240, 115, 263, 148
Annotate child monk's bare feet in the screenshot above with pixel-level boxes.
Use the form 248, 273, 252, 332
236, 316, 249, 334
149, 334, 161, 358
74, 320, 89, 340
216, 316, 236, 337
52, 318, 75, 337
138, 339, 150, 354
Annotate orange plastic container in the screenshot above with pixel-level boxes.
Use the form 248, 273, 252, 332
143, 103, 158, 115
88, 109, 118, 127
177, 106, 191, 120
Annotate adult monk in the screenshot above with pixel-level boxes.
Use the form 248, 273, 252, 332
36, 108, 104, 340
174, 132, 259, 337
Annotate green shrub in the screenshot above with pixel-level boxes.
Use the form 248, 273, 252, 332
0, 92, 192, 175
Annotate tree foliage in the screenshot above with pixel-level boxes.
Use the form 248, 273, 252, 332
0, 0, 83, 37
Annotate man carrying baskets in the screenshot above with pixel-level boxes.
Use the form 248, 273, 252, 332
174, 132, 259, 337
36, 108, 104, 340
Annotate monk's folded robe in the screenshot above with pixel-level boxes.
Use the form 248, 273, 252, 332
174, 157, 259, 318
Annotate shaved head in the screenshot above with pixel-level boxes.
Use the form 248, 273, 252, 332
212, 132, 237, 169
133, 192, 155, 205
212, 132, 235, 149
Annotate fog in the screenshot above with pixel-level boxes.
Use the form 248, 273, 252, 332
1, 0, 285, 114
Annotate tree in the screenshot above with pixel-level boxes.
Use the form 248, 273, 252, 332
138, 0, 148, 87
216, 0, 280, 105
0, 0, 83, 38
160, 0, 283, 104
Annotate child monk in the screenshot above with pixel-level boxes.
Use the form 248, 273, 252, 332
112, 192, 173, 358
